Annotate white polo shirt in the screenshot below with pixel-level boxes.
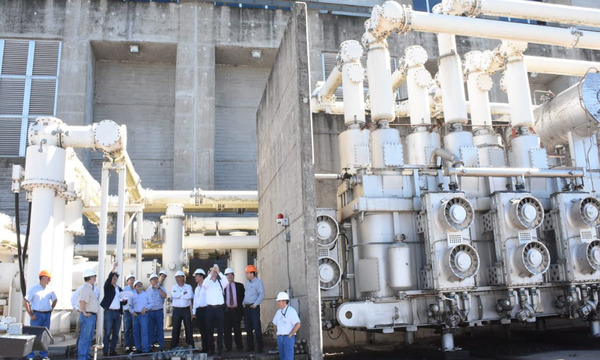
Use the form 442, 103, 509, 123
272, 305, 300, 336
170, 283, 193, 308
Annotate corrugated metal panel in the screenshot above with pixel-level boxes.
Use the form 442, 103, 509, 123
32, 41, 60, 76
0, 78, 25, 114
0, 118, 22, 156
1, 40, 29, 76
214, 65, 269, 190
29, 79, 56, 115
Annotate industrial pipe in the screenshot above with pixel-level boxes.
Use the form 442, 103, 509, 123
143, 189, 258, 213
446, 167, 584, 178
185, 216, 259, 232
443, 0, 600, 29
315, 174, 343, 180
184, 234, 259, 250
430, 148, 462, 167
524, 56, 600, 77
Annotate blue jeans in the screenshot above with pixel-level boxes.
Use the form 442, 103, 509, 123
147, 309, 164, 349
244, 306, 263, 351
103, 310, 121, 354
27, 311, 51, 358
133, 313, 150, 352
123, 310, 134, 347
277, 335, 295, 360
78, 313, 97, 360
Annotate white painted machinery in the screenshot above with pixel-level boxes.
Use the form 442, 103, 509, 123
312, 0, 600, 351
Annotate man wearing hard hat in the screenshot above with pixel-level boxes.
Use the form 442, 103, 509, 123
78, 269, 99, 360
170, 270, 194, 348
272, 292, 301, 360
146, 273, 167, 350
242, 264, 265, 353
192, 268, 208, 352
24, 270, 57, 360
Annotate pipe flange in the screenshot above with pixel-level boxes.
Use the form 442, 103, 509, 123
21, 179, 67, 192
404, 45, 428, 67
344, 63, 364, 84
499, 75, 507, 93
94, 120, 123, 153
28, 116, 64, 147
339, 40, 363, 63
59, 190, 78, 202
412, 68, 432, 88
476, 73, 493, 92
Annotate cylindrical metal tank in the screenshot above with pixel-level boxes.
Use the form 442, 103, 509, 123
511, 134, 540, 168
370, 126, 402, 169
533, 72, 600, 150
356, 213, 394, 298
406, 131, 441, 165
366, 42, 395, 122
338, 127, 371, 173
387, 243, 412, 291
444, 131, 474, 156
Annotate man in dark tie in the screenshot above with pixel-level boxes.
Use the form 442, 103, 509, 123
223, 268, 245, 352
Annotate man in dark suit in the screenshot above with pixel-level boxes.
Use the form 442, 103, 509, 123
223, 268, 245, 352
99, 262, 125, 356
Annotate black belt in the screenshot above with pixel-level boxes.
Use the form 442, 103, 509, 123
88, 312, 97, 315
106, 309, 120, 312
207, 304, 223, 308
243, 304, 257, 308
33, 310, 52, 314
135, 312, 143, 315
173, 306, 190, 309
148, 309, 163, 312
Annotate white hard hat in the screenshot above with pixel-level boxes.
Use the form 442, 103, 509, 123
193, 269, 206, 276
175, 270, 186, 277
126, 274, 135, 281
276, 291, 290, 301
224, 268, 234, 275
83, 269, 96, 278
133, 280, 143, 287
159, 270, 168, 276
149, 273, 158, 280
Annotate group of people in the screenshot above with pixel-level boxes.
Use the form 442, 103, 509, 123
24, 263, 301, 360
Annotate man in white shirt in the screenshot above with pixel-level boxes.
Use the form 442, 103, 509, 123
78, 269, 99, 360
24, 270, 57, 360
99, 262, 124, 356
170, 270, 194, 348
122, 274, 136, 352
202, 264, 228, 356
192, 268, 208, 352
272, 292, 301, 360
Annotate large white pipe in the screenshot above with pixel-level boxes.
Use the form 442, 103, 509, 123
436, 33, 468, 124
144, 189, 258, 213
161, 204, 185, 294
464, 51, 493, 128
501, 42, 535, 127
340, 40, 366, 126
446, 167, 584, 178
96, 164, 111, 345
184, 235, 259, 250
369, 2, 600, 51
185, 216, 259, 232
136, 212, 144, 279
52, 197, 65, 308
22, 145, 66, 293
404, 46, 432, 126
444, 0, 600, 29
230, 249, 248, 283
364, 36, 395, 122
524, 56, 600, 77
74, 244, 163, 257
313, 67, 342, 104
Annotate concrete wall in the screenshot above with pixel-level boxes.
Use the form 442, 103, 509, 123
256, 3, 322, 359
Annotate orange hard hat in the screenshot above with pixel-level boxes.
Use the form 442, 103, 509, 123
39, 270, 52, 279
245, 265, 257, 273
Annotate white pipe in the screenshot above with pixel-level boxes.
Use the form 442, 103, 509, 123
437, 33, 468, 124
52, 197, 65, 308
501, 42, 535, 127
116, 163, 126, 277
464, 51, 493, 128
365, 38, 395, 122
446, 167, 584, 178
97, 164, 110, 345
446, 0, 600, 29
404, 46, 432, 126
161, 204, 185, 295
391, 65, 407, 92
74, 244, 163, 257
315, 174, 343, 180
340, 40, 366, 126
144, 189, 258, 212
230, 249, 248, 282
313, 67, 342, 104
184, 235, 259, 250
185, 216, 259, 232
136, 212, 143, 279
524, 56, 600, 77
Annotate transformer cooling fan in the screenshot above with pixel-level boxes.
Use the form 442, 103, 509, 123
518, 241, 550, 276
316, 214, 339, 248
581, 239, 600, 273
574, 197, 600, 227
447, 244, 480, 280
440, 197, 474, 231
318, 256, 342, 290
511, 196, 544, 230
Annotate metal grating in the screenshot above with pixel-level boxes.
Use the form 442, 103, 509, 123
580, 229, 595, 242
518, 231, 532, 243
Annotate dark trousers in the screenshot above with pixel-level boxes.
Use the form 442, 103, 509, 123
244, 306, 263, 351
171, 307, 193, 348
195, 307, 208, 351
224, 307, 243, 351
204, 305, 225, 353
